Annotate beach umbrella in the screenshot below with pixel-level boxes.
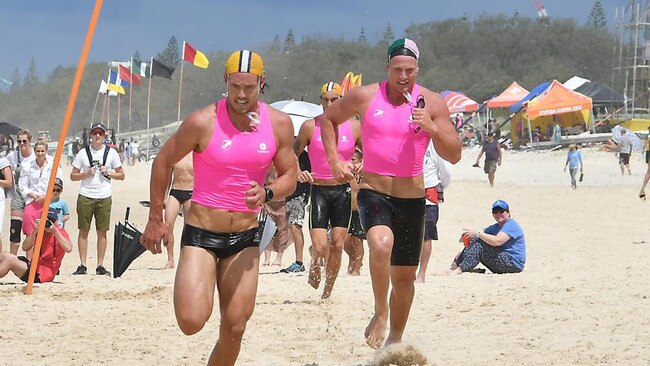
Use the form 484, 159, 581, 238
611, 125, 644, 152
0, 121, 23, 135
113, 207, 146, 278
270, 100, 322, 135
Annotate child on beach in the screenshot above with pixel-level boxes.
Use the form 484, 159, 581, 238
49, 178, 70, 227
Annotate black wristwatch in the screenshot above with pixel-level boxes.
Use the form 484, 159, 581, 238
264, 187, 274, 202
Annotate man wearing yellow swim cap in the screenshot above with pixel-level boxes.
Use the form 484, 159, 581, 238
293, 81, 361, 299
141, 49, 297, 365
319, 38, 462, 349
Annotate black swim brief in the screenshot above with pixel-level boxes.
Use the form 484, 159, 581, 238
169, 189, 193, 205
180, 224, 259, 259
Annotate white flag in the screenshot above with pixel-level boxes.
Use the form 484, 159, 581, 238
99, 80, 108, 94
100, 80, 118, 96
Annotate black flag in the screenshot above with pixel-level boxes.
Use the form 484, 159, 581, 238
148, 58, 175, 79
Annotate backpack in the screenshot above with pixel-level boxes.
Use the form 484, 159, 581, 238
85, 145, 111, 168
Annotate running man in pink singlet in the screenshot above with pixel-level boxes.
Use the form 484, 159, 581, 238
294, 82, 362, 299
320, 38, 462, 349
141, 50, 297, 366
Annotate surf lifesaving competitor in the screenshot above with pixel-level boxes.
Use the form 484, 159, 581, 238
141, 49, 297, 366
294, 81, 362, 299
319, 38, 461, 349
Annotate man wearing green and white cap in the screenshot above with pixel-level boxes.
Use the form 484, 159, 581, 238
320, 38, 461, 349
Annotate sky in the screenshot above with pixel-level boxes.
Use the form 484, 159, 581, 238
0, 0, 631, 87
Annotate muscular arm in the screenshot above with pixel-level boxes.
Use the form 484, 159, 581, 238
320, 85, 372, 181
293, 120, 315, 183
267, 109, 298, 200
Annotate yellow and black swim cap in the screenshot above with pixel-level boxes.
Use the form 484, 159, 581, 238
225, 50, 264, 76
321, 82, 342, 96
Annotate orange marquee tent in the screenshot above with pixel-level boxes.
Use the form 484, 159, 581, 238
512, 80, 593, 145
524, 80, 592, 119
486, 81, 529, 109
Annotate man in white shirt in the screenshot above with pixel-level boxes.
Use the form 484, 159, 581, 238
70, 123, 125, 276
415, 141, 451, 283
6, 130, 35, 255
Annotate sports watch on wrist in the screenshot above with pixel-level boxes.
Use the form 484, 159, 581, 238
264, 187, 274, 202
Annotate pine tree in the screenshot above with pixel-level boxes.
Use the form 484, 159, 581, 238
10, 68, 21, 90
133, 50, 142, 62
383, 23, 395, 44
156, 36, 180, 66
24, 56, 39, 86
587, 0, 607, 29
270, 36, 281, 52
357, 27, 368, 44
284, 29, 296, 52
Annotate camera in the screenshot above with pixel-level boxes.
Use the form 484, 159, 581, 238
45, 219, 52, 228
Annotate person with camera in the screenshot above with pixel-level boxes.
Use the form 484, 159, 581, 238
70, 122, 124, 276
0, 208, 72, 283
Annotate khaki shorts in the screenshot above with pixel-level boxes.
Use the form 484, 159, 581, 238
10, 190, 25, 211
77, 195, 112, 231
484, 160, 498, 174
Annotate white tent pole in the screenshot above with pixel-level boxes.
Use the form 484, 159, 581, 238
527, 115, 534, 147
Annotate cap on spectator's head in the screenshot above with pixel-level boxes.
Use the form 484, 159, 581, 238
90, 122, 107, 133
54, 177, 63, 188
47, 208, 58, 222
491, 199, 509, 211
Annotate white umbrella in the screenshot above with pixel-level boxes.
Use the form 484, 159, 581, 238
270, 100, 322, 135
611, 125, 644, 152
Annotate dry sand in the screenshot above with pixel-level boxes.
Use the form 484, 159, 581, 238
0, 146, 648, 366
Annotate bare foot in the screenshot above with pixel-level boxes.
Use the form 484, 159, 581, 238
165, 259, 175, 269
321, 288, 332, 299
262, 262, 270, 267
349, 270, 361, 277
272, 262, 282, 267
414, 276, 425, 283
308, 264, 321, 289
385, 331, 404, 347
364, 313, 387, 349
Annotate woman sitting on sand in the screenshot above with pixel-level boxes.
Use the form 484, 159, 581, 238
448, 199, 526, 275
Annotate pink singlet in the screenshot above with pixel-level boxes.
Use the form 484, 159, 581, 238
362, 82, 431, 177
192, 99, 277, 213
308, 116, 356, 180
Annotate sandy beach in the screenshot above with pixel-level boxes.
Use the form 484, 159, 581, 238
0, 146, 648, 366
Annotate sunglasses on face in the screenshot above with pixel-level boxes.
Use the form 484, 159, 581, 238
19, 139, 29, 144
53, 188, 62, 193
91, 130, 105, 136
492, 208, 506, 214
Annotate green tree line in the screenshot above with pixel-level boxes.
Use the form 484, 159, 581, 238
0, 13, 617, 139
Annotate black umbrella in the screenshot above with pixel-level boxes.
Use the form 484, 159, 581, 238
0, 122, 23, 135
113, 207, 146, 278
